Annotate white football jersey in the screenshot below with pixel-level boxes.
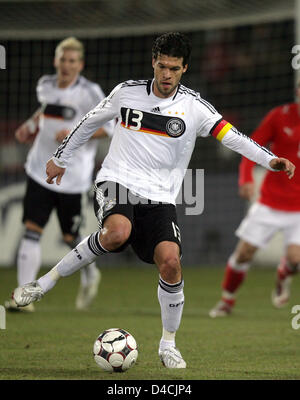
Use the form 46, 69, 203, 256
25, 74, 114, 194
53, 79, 276, 204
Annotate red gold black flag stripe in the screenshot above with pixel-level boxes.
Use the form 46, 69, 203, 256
210, 119, 232, 141
120, 121, 168, 137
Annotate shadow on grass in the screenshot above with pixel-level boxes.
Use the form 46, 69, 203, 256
0, 366, 126, 380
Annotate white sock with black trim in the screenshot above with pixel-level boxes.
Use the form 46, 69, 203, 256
80, 263, 99, 287
67, 235, 99, 287
158, 276, 184, 351
17, 230, 41, 286
38, 232, 108, 293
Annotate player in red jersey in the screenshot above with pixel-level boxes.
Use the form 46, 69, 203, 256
209, 94, 300, 317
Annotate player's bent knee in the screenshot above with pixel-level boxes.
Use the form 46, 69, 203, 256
286, 254, 300, 267
24, 220, 43, 234
100, 228, 130, 251
158, 255, 181, 283
286, 245, 300, 266
236, 252, 253, 264
100, 214, 132, 251
110, 229, 129, 248
235, 242, 256, 263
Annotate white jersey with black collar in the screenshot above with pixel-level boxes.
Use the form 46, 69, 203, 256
53, 79, 276, 204
25, 74, 114, 194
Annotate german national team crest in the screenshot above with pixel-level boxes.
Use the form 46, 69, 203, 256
166, 118, 186, 138
62, 106, 76, 120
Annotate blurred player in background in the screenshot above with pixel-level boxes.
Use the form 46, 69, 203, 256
12, 32, 294, 369
209, 85, 300, 317
5, 37, 114, 312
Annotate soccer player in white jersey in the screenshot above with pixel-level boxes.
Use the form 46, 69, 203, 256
5, 37, 114, 312
13, 32, 295, 368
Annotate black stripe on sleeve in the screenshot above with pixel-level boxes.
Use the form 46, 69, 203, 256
209, 118, 223, 136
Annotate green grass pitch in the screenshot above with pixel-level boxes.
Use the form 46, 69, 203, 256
0, 265, 300, 380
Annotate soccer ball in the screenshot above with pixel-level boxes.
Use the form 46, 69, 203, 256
93, 328, 138, 372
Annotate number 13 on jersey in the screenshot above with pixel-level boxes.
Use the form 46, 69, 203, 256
124, 108, 143, 130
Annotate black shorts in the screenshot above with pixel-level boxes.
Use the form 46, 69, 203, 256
22, 176, 82, 236
93, 181, 182, 264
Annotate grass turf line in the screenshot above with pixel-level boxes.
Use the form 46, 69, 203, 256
0, 265, 300, 380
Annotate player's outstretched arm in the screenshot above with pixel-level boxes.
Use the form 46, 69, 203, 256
46, 158, 65, 185
212, 122, 296, 179
51, 85, 120, 168
269, 157, 295, 179
239, 182, 255, 200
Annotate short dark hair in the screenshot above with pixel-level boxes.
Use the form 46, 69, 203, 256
152, 32, 191, 66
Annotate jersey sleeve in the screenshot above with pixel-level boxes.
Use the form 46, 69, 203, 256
210, 119, 277, 171
194, 95, 223, 137
36, 75, 50, 104
84, 83, 104, 109
238, 108, 277, 185
87, 83, 115, 138
52, 83, 121, 167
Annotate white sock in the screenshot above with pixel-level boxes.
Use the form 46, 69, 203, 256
80, 262, 99, 287
65, 235, 100, 288
159, 330, 176, 351
17, 236, 41, 286
158, 276, 184, 350
228, 253, 250, 272
38, 232, 107, 293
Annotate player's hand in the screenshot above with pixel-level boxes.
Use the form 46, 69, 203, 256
239, 182, 255, 200
46, 159, 65, 185
269, 157, 295, 179
15, 123, 37, 144
55, 129, 70, 143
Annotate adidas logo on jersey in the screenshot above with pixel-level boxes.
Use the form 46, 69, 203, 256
151, 107, 161, 113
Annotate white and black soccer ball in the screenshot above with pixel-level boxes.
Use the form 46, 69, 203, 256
93, 328, 138, 372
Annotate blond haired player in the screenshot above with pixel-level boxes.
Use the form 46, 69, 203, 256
6, 37, 114, 312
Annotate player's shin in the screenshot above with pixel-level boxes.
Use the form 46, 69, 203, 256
209, 254, 250, 317
17, 229, 41, 286
277, 257, 299, 280
158, 276, 184, 351
38, 232, 108, 293
271, 257, 298, 308
66, 235, 99, 287
221, 253, 250, 306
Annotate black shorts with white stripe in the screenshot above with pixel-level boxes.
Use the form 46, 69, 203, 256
93, 181, 182, 264
23, 176, 82, 235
